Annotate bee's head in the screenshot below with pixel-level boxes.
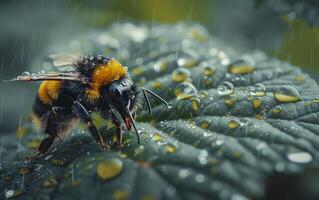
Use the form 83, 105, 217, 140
108, 77, 138, 130
105, 76, 168, 144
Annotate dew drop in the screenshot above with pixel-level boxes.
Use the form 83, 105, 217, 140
151, 80, 161, 89
164, 144, 177, 153
132, 66, 144, 76
97, 158, 124, 181
178, 169, 191, 179
228, 60, 255, 74
195, 174, 205, 183
171, 68, 190, 83
191, 97, 201, 111
51, 157, 67, 167
4, 189, 24, 199
252, 97, 262, 109
202, 66, 215, 76
217, 82, 234, 96
174, 82, 198, 100
18, 165, 33, 175
200, 120, 210, 129
199, 91, 209, 99
273, 86, 301, 103
224, 96, 237, 108
228, 120, 240, 129
26, 139, 41, 149
198, 150, 209, 165
43, 177, 58, 187
112, 190, 129, 200
248, 83, 267, 96
271, 106, 282, 116
153, 60, 168, 72
287, 152, 312, 164
177, 58, 198, 68
152, 133, 164, 142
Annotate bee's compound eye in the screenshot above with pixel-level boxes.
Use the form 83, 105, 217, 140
115, 88, 122, 97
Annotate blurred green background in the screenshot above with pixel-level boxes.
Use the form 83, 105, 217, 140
0, 0, 318, 132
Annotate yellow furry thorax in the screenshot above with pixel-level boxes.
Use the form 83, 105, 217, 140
85, 59, 128, 102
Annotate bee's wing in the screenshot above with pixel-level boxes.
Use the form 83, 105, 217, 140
48, 53, 81, 71
5, 72, 88, 83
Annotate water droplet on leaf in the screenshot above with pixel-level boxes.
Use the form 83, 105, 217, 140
217, 82, 234, 96
171, 68, 190, 83
174, 82, 198, 100
97, 158, 124, 181
287, 152, 312, 164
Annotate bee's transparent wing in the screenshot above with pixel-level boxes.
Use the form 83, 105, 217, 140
48, 53, 81, 71
4, 72, 88, 83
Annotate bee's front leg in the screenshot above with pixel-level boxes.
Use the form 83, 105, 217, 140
73, 100, 109, 150
110, 110, 123, 149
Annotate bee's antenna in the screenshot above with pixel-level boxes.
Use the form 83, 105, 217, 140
142, 88, 168, 106
127, 109, 140, 144
142, 89, 152, 115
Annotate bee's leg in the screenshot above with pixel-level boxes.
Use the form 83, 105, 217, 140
25, 109, 58, 160
110, 110, 123, 148
73, 100, 109, 150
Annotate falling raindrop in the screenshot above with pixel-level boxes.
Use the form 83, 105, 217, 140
217, 82, 234, 96
174, 82, 198, 100
287, 152, 313, 164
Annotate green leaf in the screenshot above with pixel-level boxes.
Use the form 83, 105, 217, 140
1, 23, 319, 200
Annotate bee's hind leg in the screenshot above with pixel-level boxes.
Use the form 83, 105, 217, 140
24, 110, 58, 160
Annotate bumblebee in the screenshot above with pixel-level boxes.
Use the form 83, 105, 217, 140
7, 54, 168, 157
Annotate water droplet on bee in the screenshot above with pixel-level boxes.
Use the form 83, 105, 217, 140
97, 158, 124, 180
287, 152, 312, 164
21, 71, 30, 77
217, 82, 234, 96
174, 82, 198, 100
171, 68, 190, 83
